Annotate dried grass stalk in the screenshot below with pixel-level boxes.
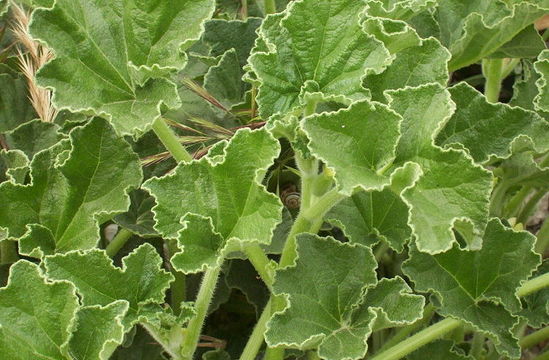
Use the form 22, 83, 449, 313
10, 2, 57, 123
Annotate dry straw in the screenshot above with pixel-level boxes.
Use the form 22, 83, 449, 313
10, 2, 57, 123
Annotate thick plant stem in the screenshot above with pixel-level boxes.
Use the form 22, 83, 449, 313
501, 58, 521, 79
105, 228, 133, 257
142, 323, 182, 360
377, 304, 436, 354
263, 0, 276, 14
152, 117, 193, 163
535, 217, 549, 255
279, 188, 345, 267
517, 272, 549, 297
0, 240, 18, 264
520, 326, 549, 349
537, 351, 549, 360
168, 239, 186, 314
470, 332, 485, 359
369, 318, 463, 360
482, 58, 504, 103
517, 190, 545, 225
240, 299, 273, 360
180, 266, 221, 360
244, 244, 274, 290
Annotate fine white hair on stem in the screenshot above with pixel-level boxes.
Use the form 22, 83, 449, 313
10, 2, 57, 123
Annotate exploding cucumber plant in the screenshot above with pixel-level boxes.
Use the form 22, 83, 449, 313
0, 0, 549, 359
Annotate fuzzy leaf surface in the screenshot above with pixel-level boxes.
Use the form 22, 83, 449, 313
387, 84, 491, 253
437, 83, 549, 163
403, 219, 540, 358
0, 118, 142, 256
44, 243, 173, 329
248, 0, 390, 118
69, 301, 129, 360
266, 235, 424, 360
534, 50, 549, 113
435, 0, 549, 70
29, 0, 215, 136
0, 73, 36, 133
326, 181, 411, 252
0, 260, 79, 360
302, 100, 401, 195
364, 37, 451, 102
143, 128, 281, 244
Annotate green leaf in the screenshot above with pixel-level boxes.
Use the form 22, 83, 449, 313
403, 219, 540, 358
143, 128, 281, 241
0, 149, 28, 184
5, 119, 65, 159
494, 139, 549, 190
520, 260, 549, 327
302, 100, 401, 195
488, 25, 546, 59
114, 189, 158, 238
29, 0, 216, 136
111, 326, 164, 360
434, 0, 549, 70
326, 173, 412, 252
510, 59, 549, 120
171, 214, 225, 273
204, 49, 248, 109
248, 0, 391, 118
0, 73, 36, 133
0, 260, 79, 360
361, 17, 422, 55
364, 37, 451, 102
202, 18, 262, 67
534, 49, 549, 113
224, 259, 269, 316
436, 83, 549, 163
363, 0, 437, 21
266, 235, 424, 360
69, 301, 129, 360
407, 340, 472, 360
386, 84, 492, 253
44, 243, 174, 330
0, 118, 142, 256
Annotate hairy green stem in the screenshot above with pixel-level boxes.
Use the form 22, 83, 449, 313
535, 217, 549, 255
520, 326, 549, 349
244, 244, 274, 290
517, 190, 545, 225
105, 228, 133, 257
142, 323, 182, 360
517, 272, 549, 297
0, 240, 18, 265
503, 186, 532, 219
377, 304, 436, 354
180, 266, 221, 360
482, 58, 504, 103
490, 180, 510, 217
168, 239, 186, 314
279, 188, 345, 268
264, 346, 284, 360
240, 299, 272, 360
369, 318, 463, 360
240, 0, 248, 19
470, 332, 485, 359
295, 154, 319, 211
501, 58, 521, 80
263, 0, 276, 14
152, 117, 193, 163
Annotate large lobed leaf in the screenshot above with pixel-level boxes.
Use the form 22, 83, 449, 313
266, 235, 424, 360
0, 118, 142, 257
404, 219, 540, 358
29, 0, 215, 136
248, 0, 391, 119
0, 261, 129, 360
44, 243, 173, 330
304, 84, 491, 254
144, 128, 282, 273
